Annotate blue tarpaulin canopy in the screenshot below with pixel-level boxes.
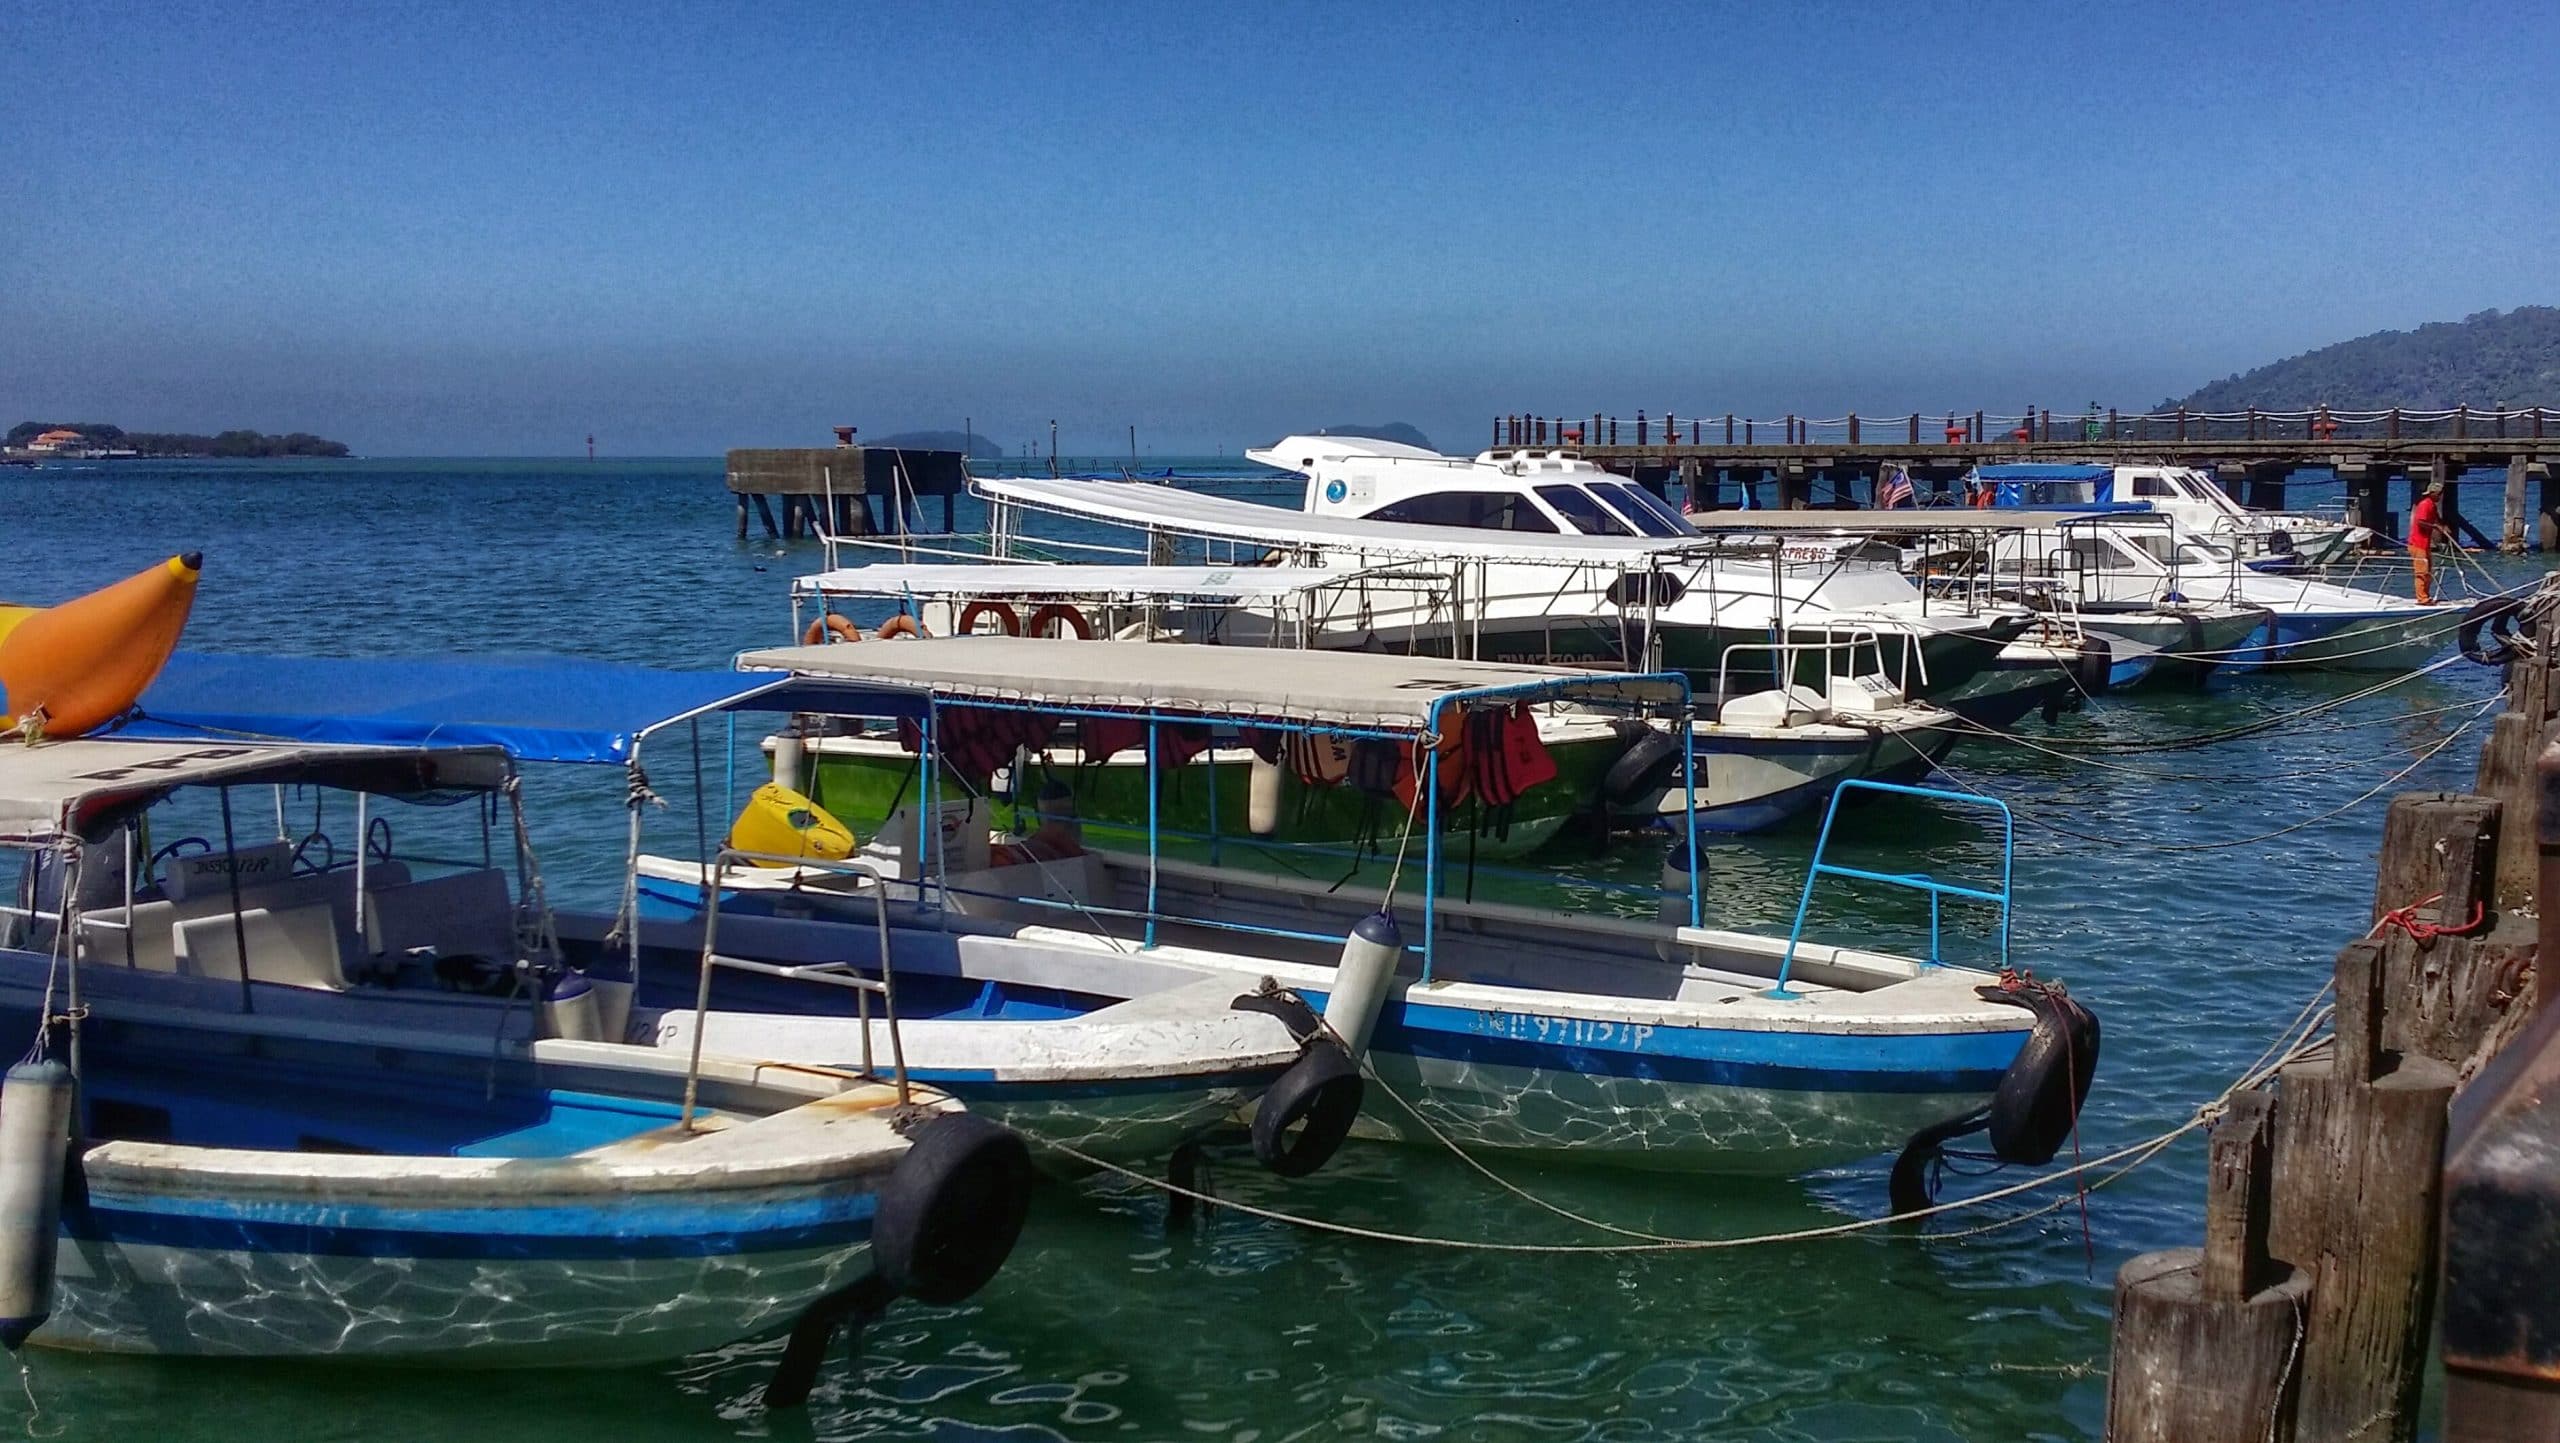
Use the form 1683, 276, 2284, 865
114, 651, 924, 765
1962, 463, 2132, 509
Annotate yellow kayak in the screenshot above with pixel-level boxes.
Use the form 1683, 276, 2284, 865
0, 552, 201, 740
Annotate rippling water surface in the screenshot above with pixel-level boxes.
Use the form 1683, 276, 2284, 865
2, 457, 2527, 1441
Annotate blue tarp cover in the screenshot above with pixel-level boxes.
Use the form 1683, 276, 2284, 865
1968, 464, 2115, 482
116, 651, 921, 765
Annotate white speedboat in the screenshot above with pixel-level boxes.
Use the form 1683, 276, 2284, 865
1989, 516, 2459, 672
1964, 462, 2367, 567
970, 443, 2034, 706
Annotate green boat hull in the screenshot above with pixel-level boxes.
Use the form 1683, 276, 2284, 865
795, 732, 1625, 866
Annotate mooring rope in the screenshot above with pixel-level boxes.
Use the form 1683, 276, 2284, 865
1036, 974, 2341, 1254
1904, 699, 2495, 854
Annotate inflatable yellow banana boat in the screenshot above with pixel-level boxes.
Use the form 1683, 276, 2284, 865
0, 552, 201, 740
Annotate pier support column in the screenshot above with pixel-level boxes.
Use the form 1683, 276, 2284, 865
2343, 468, 2395, 544
2214, 463, 2247, 503
2244, 462, 2290, 513
752, 493, 783, 540
1778, 465, 1811, 511
2502, 456, 2529, 554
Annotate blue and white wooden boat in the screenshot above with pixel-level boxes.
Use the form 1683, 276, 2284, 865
115, 654, 1353, 1177
693, 639, 2096, 1183
0, 738, 1031, 1367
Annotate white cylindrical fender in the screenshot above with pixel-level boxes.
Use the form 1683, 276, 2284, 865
542, 971, 604, 1042
1321, 911, 1403, 1059
1247, 753, 1283, 837
771, 733, 807, 796
0, 1060, 72, 1350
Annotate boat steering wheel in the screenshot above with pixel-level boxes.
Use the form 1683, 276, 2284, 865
147, 836, 211, 872
291, 830, 337, 876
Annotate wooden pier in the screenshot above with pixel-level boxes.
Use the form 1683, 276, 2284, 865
2103, 609, 2560, 1442
727, 429, 969, 540
1497, 406, 2560, 550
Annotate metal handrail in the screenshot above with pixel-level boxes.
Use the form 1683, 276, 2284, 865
679, 847, 909, 1128
1773, 779, 2015, 998
1712, 625, 1907, 708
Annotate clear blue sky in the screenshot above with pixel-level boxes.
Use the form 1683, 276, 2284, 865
7, 0, 2554, 456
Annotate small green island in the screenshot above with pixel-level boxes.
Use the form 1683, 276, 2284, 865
5, 421, 349, 459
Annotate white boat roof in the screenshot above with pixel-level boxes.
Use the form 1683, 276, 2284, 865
739, 637, 1687, 729
793, 562, 1368, 602
1686, 508, 2141, 534
976, 476, 1688, 565
1245, 433, 1451, 469
0, 739, 509, 845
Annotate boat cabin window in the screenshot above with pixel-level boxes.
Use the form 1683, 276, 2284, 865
1592, 482, 1697, 538
1532, 485, 1635, 537
1367, 490, 1557, 532
2053, 536, 2133, 570
2129, 475, 2169, 498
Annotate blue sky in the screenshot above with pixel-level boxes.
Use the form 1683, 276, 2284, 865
6, 0, 2554, 456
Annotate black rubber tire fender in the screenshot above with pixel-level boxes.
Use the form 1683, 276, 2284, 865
1251, 1037, 1365, 1178
871, 1111, 1035, 1306
1983, 986, 2102, 1167
2459, 595, 2529, 668
2071, 633, 2114, 695
1602, 727, 1684, 807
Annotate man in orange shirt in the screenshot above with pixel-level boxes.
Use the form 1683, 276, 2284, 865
2408, 481, 2449, 604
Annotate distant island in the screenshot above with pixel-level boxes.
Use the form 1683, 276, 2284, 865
868, 430, 1006, 459
1318, 422, 1435, 451
7, 421, 349, 459
2164, 305, 2560, 412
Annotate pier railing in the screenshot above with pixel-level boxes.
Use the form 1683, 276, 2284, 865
1496, 406, 2560, 450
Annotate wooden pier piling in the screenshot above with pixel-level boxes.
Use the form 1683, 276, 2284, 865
2104, 625, 2557, 1442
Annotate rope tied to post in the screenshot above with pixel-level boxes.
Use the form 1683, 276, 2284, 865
2372, 890, 2486, 945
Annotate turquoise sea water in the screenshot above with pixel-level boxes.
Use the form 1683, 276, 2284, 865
0, 456, 2529, 1441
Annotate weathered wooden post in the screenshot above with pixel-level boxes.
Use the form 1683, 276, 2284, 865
1907, 413, 1919, 444
2390, 408, 2403, 441
2458, 405, 2471, 440
2178, 406, 2189, 442
2106, 1089, 2310, 1442
1847, 413, 1860, 445
2268, 934, 2459, 1443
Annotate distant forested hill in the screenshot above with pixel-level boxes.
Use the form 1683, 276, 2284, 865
2164, 306, 2560, 412
870, 430, 1005, 459
6, 421, 348, 457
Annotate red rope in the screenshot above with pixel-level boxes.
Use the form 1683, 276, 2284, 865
2372, 891, 2487, 943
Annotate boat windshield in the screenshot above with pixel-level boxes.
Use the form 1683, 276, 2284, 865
1534, 484, 1637, 537
1367, 490, 1558, 532
1593, 482, 1697, 538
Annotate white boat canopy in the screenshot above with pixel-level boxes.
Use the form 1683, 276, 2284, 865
974, 477, 2102, 563
793, 562, 1378, 602
1683, 508, 2140, 534
974, 476, 1691, 565
0, 739, 511, 845
741, 637, 1688, 731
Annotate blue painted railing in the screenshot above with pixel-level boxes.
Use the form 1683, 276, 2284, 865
1774, 779, 2013, 997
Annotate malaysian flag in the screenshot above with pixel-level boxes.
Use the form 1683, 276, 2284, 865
1877, 464, 1915, 509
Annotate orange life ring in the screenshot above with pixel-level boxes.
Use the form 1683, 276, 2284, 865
1024, 603, 1092, 639
801, 613, 861, 646
875, 613, 925, 641
956, 599, 1022, 636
